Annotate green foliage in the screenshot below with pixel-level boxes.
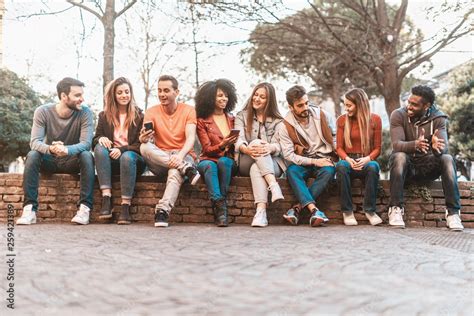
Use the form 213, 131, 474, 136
377, 130, 392, 172
0, 69, 40, 166
438, 60, 474, 161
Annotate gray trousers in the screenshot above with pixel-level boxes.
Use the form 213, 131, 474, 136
140, 142, 195, 213
238, 140, 283, 204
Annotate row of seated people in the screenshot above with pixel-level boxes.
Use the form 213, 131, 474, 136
16, 76, 464, 232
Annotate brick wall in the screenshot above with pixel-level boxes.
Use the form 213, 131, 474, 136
0, 173, 473, 227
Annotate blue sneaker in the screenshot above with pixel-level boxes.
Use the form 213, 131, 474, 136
283, 205, 300, 225
310, 209, 329, 227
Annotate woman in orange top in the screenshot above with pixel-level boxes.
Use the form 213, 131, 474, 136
335, 88, 383, 226
195, 79, 238, 227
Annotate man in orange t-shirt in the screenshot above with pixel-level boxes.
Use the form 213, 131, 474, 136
139, 75, 200, 227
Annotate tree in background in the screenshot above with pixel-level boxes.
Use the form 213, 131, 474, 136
217, 0, 473, 116
0, 69, 40, 168
65, 0, 137, 89
438, 60, 473, 178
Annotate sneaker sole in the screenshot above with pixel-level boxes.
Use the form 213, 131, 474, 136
389, 223, 405, 229
16, 219, 36, 225
310, 217, 324, 227
448, 227, 464, 232
99, 214, 113, 219
283, 215, 298, 225
344, 221, 358, 226
251, 223, 268, 227
190, 174, 201, 186
117, 220, 131, 225
71, 220, 89, 225
154, 222, 169, 227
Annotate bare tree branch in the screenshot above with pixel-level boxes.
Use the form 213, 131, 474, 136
66, 0, 102, 20
117, 0, 138, 18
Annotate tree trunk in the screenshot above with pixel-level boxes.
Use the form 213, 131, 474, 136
381, 60, 402, 115
102, 0, 115, 90
329, 85, 342, 118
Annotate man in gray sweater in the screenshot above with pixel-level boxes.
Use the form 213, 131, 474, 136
16, 77, 95, 225
388, 85, 463, 231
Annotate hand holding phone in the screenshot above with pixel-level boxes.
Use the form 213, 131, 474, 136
228, 129, 240, 137
144, 122, 153, 131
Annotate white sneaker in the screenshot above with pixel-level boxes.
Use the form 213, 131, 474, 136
16, 205, 37, 225
343, 212, 358, 226
268, 182, 284, 203
365, 212, 383, 226
71, 204, 90, 225
446, 211, 463, 231
251, 208, 268, 227
388, 206, 405, 228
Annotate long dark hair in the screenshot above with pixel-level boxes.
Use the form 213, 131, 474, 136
195, 79, 237, 119
242, 82, 282, 135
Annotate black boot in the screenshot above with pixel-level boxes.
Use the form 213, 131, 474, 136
214, 199, 228, 227
117, 204, 132, 225
99, 196, 113, 219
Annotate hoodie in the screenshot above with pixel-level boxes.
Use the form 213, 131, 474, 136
390, 104, 449, 157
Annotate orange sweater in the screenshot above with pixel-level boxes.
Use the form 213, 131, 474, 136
336, 113, 382, 160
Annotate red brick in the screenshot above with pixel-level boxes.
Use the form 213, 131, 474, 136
407, 220, 424, 227
423, 220, 437, 227
460, 213, 474, 221
3, 195, 22, 202
235, 201, 255, 208
37, 210, 56, 218
228, 208, 241, 216
182, 214, 214, 223
39, 195, 56, 203
234, 217, 253, 224
189, 207, 207, 215
0, 187, 23, 194
462, 221, 474, 228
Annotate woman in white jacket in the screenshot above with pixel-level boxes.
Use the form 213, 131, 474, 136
234, 82, 285, 227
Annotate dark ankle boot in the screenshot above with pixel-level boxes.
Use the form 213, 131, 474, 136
214, 199, 228, 227
117, 204, 132, 225
99, 196, 113, 219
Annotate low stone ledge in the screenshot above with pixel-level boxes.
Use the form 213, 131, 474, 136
0, 173, 473, 228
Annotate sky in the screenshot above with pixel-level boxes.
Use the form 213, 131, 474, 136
2, 0, 473, 114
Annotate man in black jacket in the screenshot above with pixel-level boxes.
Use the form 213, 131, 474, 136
388, 85, 463, 231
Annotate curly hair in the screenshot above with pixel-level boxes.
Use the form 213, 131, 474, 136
411, 85, 435, 106
195, 79, 237, 119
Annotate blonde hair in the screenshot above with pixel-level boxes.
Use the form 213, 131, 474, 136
343, 88, 371, 155
103, 77, 138, 129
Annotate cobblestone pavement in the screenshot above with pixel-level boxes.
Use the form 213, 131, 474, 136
1, 224, 473, 315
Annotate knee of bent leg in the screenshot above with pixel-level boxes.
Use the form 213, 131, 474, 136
320, 166, 336, 179
217, 157, 234, 170
120, 151, 136, 165
390, 152, 408, 168
440, 154, 454, 167
336, 160, 351, 174
94, 144, 109, 158
25, 150, 42, 166
366, 161, 380, 174
139, 142, 153, 157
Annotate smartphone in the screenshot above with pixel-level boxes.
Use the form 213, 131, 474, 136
229, 129, 240, 137
144, 122, 153, 131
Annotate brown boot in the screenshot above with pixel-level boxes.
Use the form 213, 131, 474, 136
117, 204, 132, 225
214, 199, 228, 227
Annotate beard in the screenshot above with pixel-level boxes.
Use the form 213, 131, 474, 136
65, 98, 82, 111
294, 110, 309, 118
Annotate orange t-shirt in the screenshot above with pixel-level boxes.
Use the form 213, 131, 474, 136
144, 103, 197, 153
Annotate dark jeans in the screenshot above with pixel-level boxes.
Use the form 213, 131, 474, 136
197, 157, 236, 202
94, 145, 146, 199
389, 152, 460, 215
23, 150, 95, 211
336, 160, 380, 213
286, 163, 336, 210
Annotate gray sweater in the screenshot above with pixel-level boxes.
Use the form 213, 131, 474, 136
390, 105, 448, 157
30, 103, 94, 156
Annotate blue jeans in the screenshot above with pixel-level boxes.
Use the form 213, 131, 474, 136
197, 157, 235, 202
336, 160, 380, 213
389, 152, 460, 215
94, 145, 146, 199
286, 164, 336, 209
23, 150, 95, 211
